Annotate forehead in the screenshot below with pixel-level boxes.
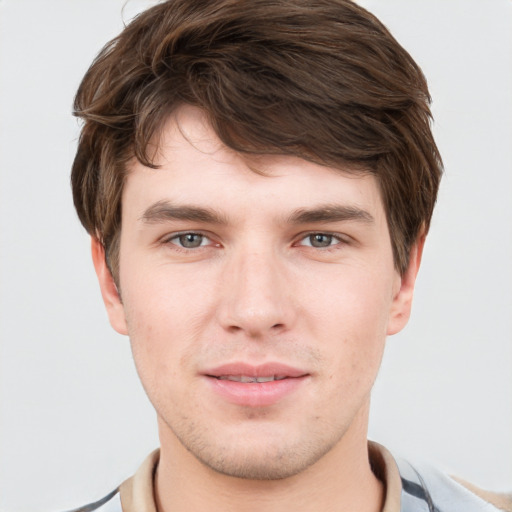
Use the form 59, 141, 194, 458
123, 105, 386, 224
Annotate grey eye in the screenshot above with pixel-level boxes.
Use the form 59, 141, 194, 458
308, 234, 333, 247
177, 233, 205, 248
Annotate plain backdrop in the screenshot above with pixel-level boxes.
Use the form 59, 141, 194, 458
0, 1, 511, 511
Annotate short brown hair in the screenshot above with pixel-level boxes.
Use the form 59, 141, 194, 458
72, 0, 442, 281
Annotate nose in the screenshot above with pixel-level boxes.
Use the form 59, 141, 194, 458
216, 246, 296, 338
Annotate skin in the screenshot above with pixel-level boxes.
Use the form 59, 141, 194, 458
93, 105, 423, 512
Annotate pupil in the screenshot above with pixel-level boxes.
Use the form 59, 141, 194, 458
311, 234, 332, 247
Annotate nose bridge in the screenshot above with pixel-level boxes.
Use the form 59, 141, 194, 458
218, 240, 293, 336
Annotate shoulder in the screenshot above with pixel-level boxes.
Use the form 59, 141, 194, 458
397, 458, 512, 512
61, 449, 159, 512
62, 488, 122, 512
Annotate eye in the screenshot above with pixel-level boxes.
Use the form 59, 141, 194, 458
169, 232, 210, 249
298, 233, 342, 248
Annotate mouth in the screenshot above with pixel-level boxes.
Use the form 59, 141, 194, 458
204, 362, 308, 379
213, 375, 289, 383
203, 363, 309, 407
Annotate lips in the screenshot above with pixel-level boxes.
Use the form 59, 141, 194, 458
203, 362, 309, 407
205, 362, 308, 379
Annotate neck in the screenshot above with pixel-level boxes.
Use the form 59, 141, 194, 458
155, 409, 384, 512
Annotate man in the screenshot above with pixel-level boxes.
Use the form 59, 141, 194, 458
69, 1, 510, 511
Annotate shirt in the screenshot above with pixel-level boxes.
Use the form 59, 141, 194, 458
66, 442, 512, 512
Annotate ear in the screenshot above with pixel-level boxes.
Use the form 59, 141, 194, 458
91, 237, 128, 336
386, 234, 426, 336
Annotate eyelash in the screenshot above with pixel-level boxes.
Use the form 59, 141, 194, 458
160, 231, 350, 255
162, 231, 217, 251
294, 232, 349, 251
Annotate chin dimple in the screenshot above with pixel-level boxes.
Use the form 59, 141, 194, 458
216, 375, 288, 383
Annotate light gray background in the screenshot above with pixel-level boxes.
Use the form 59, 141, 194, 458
0, 1, 511, 511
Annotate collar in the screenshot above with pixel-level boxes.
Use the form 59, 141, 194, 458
119, 441, 403, 512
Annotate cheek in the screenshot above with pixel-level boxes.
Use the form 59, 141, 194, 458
122, 258, 215, 330
119, 269, 209, 389
306, 267, 394, 338
304, 268, 392, 383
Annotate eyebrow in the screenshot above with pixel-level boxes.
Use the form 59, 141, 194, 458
288, 205, 374, 224
140, 200, 228, 225
140, 201, 374, 226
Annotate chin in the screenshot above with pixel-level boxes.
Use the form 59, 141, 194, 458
183, 430, 343, 481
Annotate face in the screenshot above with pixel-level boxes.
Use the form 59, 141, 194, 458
94, 105, 420, 480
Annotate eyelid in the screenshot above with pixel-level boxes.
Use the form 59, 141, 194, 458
158, 229, 350, 250
295, 231, 349, 245
160, 230, 220, 248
